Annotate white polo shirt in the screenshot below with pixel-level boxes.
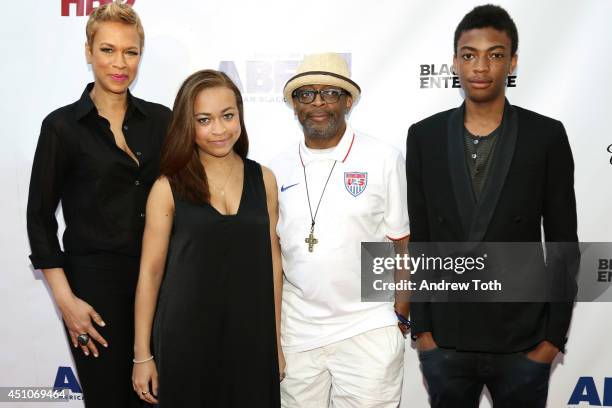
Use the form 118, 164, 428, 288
269, 123, 410, 353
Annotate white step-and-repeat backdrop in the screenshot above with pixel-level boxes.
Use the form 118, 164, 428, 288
2, 0, 611, 407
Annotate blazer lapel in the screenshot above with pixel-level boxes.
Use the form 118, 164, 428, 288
447, 103, 475, 238
468, 100, 518, 241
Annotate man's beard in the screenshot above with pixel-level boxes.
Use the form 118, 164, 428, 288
301, 112, 339, 140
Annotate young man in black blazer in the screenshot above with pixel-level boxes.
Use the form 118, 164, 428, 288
406, 5, 577, 408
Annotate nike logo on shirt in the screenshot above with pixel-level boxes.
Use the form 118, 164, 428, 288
281, 183, 300, 192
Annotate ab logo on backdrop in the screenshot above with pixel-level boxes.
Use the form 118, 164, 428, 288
52, 367, 83, 401
219, 59, 298, 103
219, 53, 352, 104
61, 0, 135, 16
568, 377, 612, 406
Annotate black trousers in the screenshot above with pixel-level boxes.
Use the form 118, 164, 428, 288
418, 347, 551, 408
63, 254, 143, 408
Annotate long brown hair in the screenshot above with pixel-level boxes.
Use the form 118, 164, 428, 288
160, 69, 249, 204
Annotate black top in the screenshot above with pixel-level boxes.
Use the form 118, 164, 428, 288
406, 101, 577, 352
27, 83, 171, 269
463, 125, 500, 200
153, 159, 280, 407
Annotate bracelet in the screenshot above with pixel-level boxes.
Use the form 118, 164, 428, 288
394, 310, 411, 329
133, 355, 154, 364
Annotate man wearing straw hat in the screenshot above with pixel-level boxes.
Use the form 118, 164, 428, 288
269, 52, 410, 407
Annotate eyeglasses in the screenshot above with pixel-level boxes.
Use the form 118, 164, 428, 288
292, 88, 347, 104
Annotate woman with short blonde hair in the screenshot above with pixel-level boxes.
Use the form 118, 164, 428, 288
26, 2, 170, 407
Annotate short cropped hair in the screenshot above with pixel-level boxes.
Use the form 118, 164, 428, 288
454, 4, 518, 56
86, 1, 145, 49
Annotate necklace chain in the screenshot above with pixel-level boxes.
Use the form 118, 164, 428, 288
302, 153, 337, 233
207, 159, 237, 196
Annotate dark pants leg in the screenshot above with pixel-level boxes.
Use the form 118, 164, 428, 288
420, 347, 551, 408
418, 348, 483, 408
64, 254, 143, 408
485, 353, 551, 408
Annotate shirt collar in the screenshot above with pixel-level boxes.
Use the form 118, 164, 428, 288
299, 122, 356, 166
74, 82, 148, 120
74, 83, 96, 120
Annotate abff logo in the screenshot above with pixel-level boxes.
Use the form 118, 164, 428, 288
61, 0, 136, 17
218, 53, 352, 103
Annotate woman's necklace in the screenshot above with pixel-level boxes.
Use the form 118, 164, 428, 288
207, 159, 236, 197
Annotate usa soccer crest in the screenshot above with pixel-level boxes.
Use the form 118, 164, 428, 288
344, 172, 368, 197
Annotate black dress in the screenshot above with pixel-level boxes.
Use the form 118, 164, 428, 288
154, 159, 280, 407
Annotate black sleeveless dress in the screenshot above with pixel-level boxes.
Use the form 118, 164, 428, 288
153, 159, 280, 407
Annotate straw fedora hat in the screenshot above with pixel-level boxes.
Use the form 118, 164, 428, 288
283, 53, 361, 108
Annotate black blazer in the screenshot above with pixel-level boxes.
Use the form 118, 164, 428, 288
406, 100, 578, 353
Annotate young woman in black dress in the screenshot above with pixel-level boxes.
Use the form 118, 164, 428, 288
26, 2, 171, 407
132, 70, 284, 407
